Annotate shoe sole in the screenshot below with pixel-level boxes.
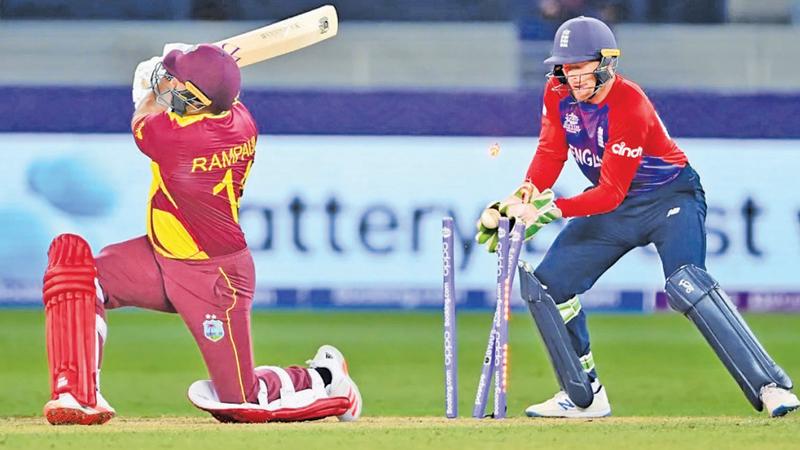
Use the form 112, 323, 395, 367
340, 380, 362, 421
45, 407, 114, 425
525, 410, 611, 419
771, 404, 799, 418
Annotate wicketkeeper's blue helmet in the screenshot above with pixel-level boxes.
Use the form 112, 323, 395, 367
545, 16, 621, 98
544, 16, 620, 65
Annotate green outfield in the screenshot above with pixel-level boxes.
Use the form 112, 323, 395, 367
1, 309, 799, 449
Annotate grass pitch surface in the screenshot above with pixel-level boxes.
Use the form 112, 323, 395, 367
2, 416, 799, 450
2, 310, 799, 449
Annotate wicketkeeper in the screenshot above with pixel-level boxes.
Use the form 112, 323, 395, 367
41, 44, 362, 425
476, 16, 798, 418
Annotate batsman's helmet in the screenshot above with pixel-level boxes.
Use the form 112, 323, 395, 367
158, 44, 241, 114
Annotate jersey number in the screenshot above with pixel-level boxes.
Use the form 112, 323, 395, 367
212, 160, 253, 223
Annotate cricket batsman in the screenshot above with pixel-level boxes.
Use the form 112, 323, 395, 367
476, 16, 799, 418
41, 44, 362, 425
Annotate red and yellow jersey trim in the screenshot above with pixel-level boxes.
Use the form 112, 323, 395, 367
146, 161, 209, 260
218, 267, 247, 403
166, 100, 240, 128
167, 109, 231, 128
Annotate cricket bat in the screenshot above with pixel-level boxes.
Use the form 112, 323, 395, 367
213, 5, 338, 67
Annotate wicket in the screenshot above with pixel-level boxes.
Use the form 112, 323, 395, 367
442, 216, 525, 419
442, 217, 458, 419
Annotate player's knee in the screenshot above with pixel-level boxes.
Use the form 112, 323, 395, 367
529, 270, 571, 305
93, 242, 120, 271
94, 243, 125, 288
91, 245, 118, 305
44, 233, 96, 302
664, 264, 715, 314
47, 233, 94, 267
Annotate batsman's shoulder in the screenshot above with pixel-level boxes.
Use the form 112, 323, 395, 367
132, 111, 169, 136
232, 101, 259, 134
232, 100, 254, 119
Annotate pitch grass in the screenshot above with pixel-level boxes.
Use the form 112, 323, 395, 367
2, 416, 799, 450
1, 310, 799, 449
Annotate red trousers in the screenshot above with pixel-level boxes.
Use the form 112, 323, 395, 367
95, 236, 309, 404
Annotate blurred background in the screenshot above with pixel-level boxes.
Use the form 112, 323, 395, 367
1, 0, 799, 315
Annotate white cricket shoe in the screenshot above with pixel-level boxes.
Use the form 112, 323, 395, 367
43, 391, 115, 425
307, 345, 363, 421
760, 383, 800, 417
525, 380, 611, 418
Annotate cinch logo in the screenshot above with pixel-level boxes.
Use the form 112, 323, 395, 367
569, 144, 602, 168
611, 141, 643, 158
560, 29, 571, 48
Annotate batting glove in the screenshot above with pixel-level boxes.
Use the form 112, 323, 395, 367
131, 56, 161, 108
162, 42, 195, 56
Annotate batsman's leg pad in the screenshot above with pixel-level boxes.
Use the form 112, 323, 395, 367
665, 264, 792, 410
188, 367, 349, 423
519, 261, 594, 408
43, 233, 98, 408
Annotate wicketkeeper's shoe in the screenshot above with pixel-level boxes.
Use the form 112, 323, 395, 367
43, 391, 116, 425
525, 380, 611, 418
307, 344, 363, 421
760, 383, 800, 417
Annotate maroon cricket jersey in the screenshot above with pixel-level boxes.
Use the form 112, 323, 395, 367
132, 102, 258, 259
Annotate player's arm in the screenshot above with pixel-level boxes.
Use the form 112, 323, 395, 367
130, 89, 170, 161
476, 84, 567, 251
554, 102, 647, 218
130, 64, 175, 160
523, 80, 569, 196
131, 91, 168, 132
131, 70, 173, 132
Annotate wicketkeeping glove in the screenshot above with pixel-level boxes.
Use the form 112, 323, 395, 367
475, 184, 532, 253
475, 201, 504, 253
520, 189, 562, 240
475, 185, 562, 253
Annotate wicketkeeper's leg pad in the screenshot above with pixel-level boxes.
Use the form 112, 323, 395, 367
43, 233, 98, 408
188, 366, 350, 423
518, 260, 594, 408
666, 264, 793, 411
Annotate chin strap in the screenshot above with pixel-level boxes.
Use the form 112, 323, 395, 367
169, 94, 187, 116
